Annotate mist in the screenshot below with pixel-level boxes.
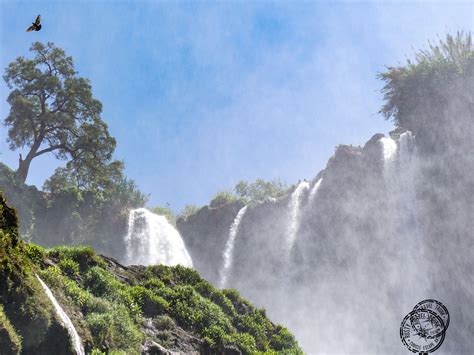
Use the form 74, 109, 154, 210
176, 55, 474, 352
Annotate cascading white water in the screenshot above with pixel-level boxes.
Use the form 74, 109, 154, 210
124, 208, 193, 267
218, 205, 248, 288
380, 136, 397, 161
309, 178, 323, 201
286, 181, 309, 253
35, 274, 85, 355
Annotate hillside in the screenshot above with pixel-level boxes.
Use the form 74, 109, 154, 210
0, 192, 302, 354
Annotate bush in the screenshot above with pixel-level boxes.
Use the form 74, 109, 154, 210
234, 179, 288, 204
47, 245, 104, 271
24, 243, 45, 264
270, 325, 301, 352
176, 204, 200, 221
145, 265, 201, 287
125, 286, 169, 317
58, 258, 80, 277
154, 315, 175, 330
83, 266, 123, 299
233, 332, 257, 354
209, 191, 236, 208
378, 31, 474, 152
86, 304, 143, 353
150, 205, 175, 225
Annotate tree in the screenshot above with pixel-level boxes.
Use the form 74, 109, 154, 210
378, 32, 474, 151
234, 178, 287, 204
3, 42, 116, 183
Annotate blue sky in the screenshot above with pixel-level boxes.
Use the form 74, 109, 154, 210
0, 1, 473, 212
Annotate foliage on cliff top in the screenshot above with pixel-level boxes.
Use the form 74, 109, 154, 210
207, 179, 288, 210
379, 32, 474, 144
0, 161, 145, 257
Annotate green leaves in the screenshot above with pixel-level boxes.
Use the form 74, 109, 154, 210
3, 42, 116, 184
378, 32, 474, 141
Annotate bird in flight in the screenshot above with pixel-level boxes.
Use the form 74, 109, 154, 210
26, 15, 41, 32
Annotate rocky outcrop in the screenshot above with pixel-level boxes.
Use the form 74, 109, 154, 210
177, 127, 474, 354
177, 201, 245, 283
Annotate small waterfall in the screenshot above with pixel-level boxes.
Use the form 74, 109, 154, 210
380, 136, 397, 161
218, 205, 248, 288
35, 274, 85, 355
124, 208, 193, 267
286, 181, 309, 253
309, 178, 323, 201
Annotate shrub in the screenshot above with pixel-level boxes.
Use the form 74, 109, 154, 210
270, 325, 301, 352
125, 286, 169, 317
233, 332, 257, 354
47, 245, 104, 271
145, 265, 201, 287
150, 205, 175, 225
378, 31, 474, 152
154, 315, 175, 330
24, 243, 45, 264
234, 179, 288, 204
209, 191, 236, 208
83, 266, 123, 299
86, 304, 143, 353
58, 258, 80, 277
176, 204, 200, 221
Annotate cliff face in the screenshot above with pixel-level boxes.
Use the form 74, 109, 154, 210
177, 201, 245, 283
177, 125, 474, 353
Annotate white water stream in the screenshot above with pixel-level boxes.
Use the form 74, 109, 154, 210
286, 181, 309, 254
218, 205, 248, 288
35, 274, 85, 355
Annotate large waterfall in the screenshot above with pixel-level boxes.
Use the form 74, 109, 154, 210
286, 181, 309, 253
35, 274, 85, 355
218, 205, 248, 288
124, 208, 193, 267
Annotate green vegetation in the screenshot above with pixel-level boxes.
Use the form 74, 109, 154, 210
0, 192, 302, 354
209, 191, 237, 208
150, 205, 175, 225
234, 179, 288, 205
176, 204, 200, 221
0, 305, 22, 355
1, 42, 146, 253
379, 31, 474, 149
0, 193, 72, 354
37, 247, 301, 354
208, 179, 289, 210
3, 42, 116, 184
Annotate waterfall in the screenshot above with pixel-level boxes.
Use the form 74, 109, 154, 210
286, 181, 309, 253
380, 136, 397, 161
35, 274, 85, 355
309, 178, 323, 201
124, 208, 193, 267
218, 205, 248, 288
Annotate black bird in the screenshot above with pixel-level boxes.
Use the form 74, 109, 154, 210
26, 15, 41, 32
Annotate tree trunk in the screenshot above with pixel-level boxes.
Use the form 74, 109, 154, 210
16, 136, 43, 184
17, 154, 33, 184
